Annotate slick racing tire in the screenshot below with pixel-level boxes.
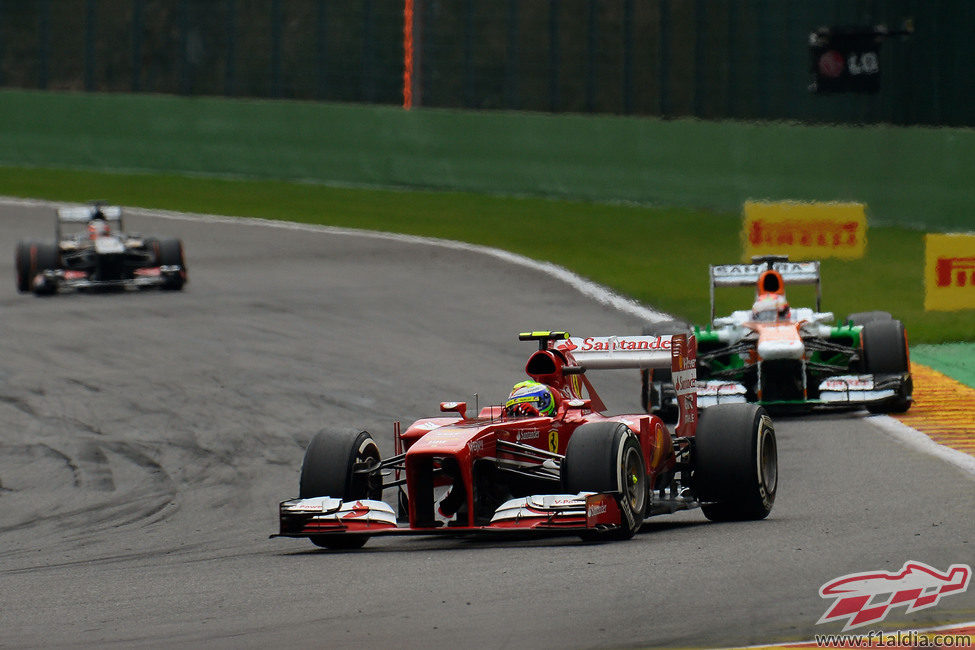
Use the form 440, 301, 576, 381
861, 319, 912, 414
300, 429, 382, 550
156, 238, 187, 290
561, 421, 647, 541
846, 311, 892, 326
28, 242, 61, 296
694, 404, 777, 522
143, 236, 160, 264
14, 240, 35, 293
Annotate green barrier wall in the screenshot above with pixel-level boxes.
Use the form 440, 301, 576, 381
0, 89, 973, 231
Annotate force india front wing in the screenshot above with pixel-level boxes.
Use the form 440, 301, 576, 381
696, 374, 906, 409
273, 491, 630, 540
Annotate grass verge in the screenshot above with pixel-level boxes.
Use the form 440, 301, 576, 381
0, 165, 971, 344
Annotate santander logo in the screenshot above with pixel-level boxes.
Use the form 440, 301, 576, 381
568, 336, 672, 352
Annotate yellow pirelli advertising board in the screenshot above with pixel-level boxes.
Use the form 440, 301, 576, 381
925, 233, 975, 311
742, 201, 867, 261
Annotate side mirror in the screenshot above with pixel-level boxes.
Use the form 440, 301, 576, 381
565, 398, 592, 410
440, 401, 467, 419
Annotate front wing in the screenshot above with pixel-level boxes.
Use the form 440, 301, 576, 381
272, 492, 626, 540
696, 373, 909, 409
34, 265, 184, 292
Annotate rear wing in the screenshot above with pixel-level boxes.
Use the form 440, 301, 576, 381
550, 333, 698, 437
56, 205, 123, 240
556, 335, 676, 370
709, 257, 821, 321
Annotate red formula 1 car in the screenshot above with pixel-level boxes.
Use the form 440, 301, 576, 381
273, 331, 778, 549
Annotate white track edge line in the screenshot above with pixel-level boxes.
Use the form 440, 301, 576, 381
868, 414, 975, 478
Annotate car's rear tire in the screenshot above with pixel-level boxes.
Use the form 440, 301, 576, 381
694, 404, 777, 521
30, 242, 61, 296
300, 429, 382, 550
861, 319, 912, 414
562, 421, 646, 540
157, 238, 187, 290
846, 311, 892, 326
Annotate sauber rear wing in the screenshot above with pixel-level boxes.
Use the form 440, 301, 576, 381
56, 205, 123, 240
709, 256, 821, 322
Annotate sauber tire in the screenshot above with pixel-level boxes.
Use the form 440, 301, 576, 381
15, 240, 35, 293
157, 238, 187, 290
27, 241, 61, 296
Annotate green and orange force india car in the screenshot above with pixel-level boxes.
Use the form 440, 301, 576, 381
274, 331, 778, 550
640, 256, 912, 417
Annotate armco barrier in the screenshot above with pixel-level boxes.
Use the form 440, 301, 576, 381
1, 90, 973, 231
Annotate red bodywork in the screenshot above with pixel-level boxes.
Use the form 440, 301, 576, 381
277, 333, 698, 538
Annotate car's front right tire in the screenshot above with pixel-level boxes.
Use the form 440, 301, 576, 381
562, 421, 647, 541
299, 429, 381, 550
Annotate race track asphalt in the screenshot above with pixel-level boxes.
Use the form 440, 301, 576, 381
0, 201, 972, 649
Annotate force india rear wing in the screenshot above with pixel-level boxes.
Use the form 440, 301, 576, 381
709, 257, 821, 322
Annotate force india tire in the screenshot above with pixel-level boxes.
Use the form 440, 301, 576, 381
845, 311, 892, 326
299, 429, 382, 550
861, 319, 912, 414
561, 421, 647, 541
694, 404, 777, 522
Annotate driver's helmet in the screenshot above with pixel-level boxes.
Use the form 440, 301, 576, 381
504, 380, 556, 418
87, 218, 111, 239
751, 292, 790, 322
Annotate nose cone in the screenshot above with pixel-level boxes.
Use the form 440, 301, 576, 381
756, 325, 805, 360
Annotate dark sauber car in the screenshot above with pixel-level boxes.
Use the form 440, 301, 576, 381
15, 203, 187, 295
273, 331, 778, 550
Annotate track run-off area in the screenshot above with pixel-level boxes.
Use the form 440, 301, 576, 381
0, 198, 972, 649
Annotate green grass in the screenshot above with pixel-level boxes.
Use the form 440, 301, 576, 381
2, 165, 970, 344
